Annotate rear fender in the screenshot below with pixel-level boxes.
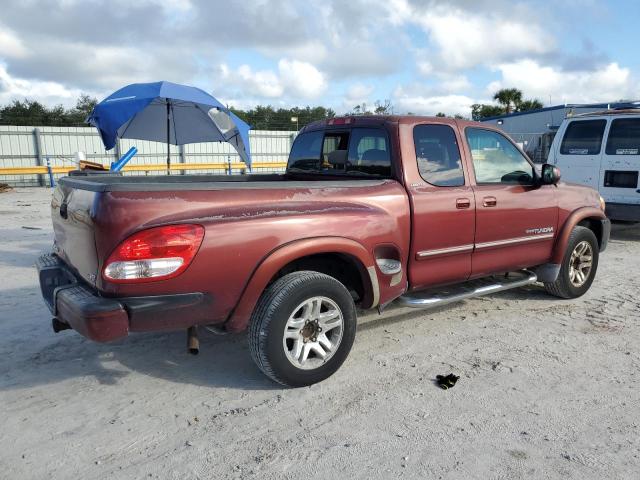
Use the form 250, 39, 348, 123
225, 237, 377, 332
552, 207, 607, 264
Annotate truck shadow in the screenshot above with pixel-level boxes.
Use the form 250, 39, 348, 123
0, 308, 278, 392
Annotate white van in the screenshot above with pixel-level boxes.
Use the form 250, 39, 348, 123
548, 110, 640, 221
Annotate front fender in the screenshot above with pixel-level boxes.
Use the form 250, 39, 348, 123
224, 237, 378, 332
551, 207, 607, 264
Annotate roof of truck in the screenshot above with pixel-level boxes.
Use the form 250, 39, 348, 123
302, 115, 488, 132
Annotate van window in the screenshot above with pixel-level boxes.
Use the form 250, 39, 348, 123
413, 124, 464, 186
605, 118, 640, 155
465, 128, 534, 185
560, 120, 606, 155
287, 128, 391, 177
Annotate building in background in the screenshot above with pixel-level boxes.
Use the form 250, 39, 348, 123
481, 101, 640, 163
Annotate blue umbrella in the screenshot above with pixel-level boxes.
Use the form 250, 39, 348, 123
87, 81, 252, 172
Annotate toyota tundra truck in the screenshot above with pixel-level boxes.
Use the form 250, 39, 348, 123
38, 116, 610, 387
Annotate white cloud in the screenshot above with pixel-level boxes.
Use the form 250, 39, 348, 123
490, 59, 635, 104
0, 64, 85, 106
345, 83, 375, 103
393, 85, 475, 116
235, 64, 283, 98
417, 61, 433, 76
390, 1, 555, 71
218, 59, 327, 101
0, 26, 28, 58
436, 74, 472, 93
277, 59, 327, 98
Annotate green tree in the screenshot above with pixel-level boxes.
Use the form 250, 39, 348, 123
493, 88, 523, 114
471, 88, 544, 120
68, 94, 98, 124
229, 105, 335, 130
471, 103, 504, 121
517, 99, 544, 111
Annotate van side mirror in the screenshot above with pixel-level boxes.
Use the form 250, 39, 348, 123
541, 163, 561, 185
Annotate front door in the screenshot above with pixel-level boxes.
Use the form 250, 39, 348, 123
406, 123, 476, 291
463, 127, 558, 277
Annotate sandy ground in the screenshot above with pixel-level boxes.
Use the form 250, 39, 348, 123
0, 187, 639, 480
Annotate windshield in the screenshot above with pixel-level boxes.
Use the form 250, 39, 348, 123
287, 128, 392, 178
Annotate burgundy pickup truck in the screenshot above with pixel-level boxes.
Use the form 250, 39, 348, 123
38, 116, 610, 386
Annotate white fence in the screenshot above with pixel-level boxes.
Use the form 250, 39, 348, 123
0, 126, 296, 186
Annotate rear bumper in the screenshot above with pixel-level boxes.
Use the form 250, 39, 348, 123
606, 203, 640, 222
37, 253, 212, 342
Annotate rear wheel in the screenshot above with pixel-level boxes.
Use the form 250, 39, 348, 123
248, 271, 357, 387
545, 226, 599, 299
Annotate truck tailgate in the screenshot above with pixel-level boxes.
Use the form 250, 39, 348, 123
51, 182, 99, 286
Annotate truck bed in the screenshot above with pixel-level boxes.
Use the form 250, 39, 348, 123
50, 173, 411, 323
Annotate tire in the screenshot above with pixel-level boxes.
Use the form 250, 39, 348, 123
248, 271, 357, 387
544, 226, 599, 299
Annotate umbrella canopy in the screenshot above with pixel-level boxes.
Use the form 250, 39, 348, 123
87, 81, 252, 168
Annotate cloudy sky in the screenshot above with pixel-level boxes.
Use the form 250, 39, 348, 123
0, 0, 638, 116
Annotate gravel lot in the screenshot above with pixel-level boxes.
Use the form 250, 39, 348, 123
1, 187, 639, 480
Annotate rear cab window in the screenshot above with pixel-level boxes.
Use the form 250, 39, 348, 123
560, 120, 606, 155
287, 128, 391, 178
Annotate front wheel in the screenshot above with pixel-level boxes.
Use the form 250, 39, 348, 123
248, 271, 357, 387
545, 226, 599, 299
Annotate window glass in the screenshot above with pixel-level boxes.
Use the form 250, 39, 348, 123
465, 128, 535, 184
320, 132, 349, 171
346, 128, 391, 176
560, 120, 606, 155
288, 128, 391, 177
288, 131, 323, 170
413, 124, 464, 186
605, 118, 640, 155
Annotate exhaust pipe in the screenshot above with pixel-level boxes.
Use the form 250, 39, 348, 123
187, 326, 199, 355
52, 318, 72, 333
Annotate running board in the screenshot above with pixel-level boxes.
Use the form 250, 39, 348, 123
396, 270, 537, 309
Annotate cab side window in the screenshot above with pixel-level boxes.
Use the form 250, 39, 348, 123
465, 128, 534, 185
413, 124, 464, 186
560, 120, 606, 155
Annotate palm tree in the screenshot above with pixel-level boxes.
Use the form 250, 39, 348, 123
493, 88, 523, 114
517, 99, 544, 112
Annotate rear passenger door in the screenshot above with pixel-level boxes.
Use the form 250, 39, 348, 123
554, 119, 607, 189
407, 124, 476, 290
600, 117, 640, 206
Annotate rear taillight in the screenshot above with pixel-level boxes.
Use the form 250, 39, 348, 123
103, 224, 204, 283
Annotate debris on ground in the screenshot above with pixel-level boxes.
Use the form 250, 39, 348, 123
436, 373, 460, 389
0, 183, 13, 193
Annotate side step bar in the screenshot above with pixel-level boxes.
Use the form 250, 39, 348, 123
396, 270, 537, 309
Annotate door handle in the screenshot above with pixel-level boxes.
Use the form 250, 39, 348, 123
456, 198, 471, 209
482, 196, 497, 207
